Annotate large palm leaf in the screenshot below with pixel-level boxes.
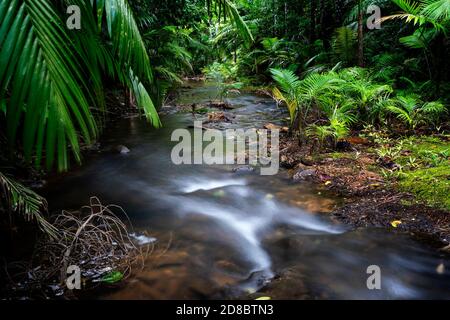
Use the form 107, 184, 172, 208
422, 0, 450, 21
0, 0, 160, 172
0, 0, 99, 171
381, 0, 448, 30
0, 171, 57, 238
333, 27, 357, 64
216, 0, 254, 45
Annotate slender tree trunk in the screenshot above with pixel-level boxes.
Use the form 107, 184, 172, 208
273, 0, 278, 36
319, 0, 330, 50
309, 0, 316, 43
357, 1, 364, 67
284, 1, 288, 37
434, 34, 445, 96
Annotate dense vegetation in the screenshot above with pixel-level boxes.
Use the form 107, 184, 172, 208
0, 1, 449, 231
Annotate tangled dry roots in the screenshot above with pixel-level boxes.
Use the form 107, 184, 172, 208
5, 197, 149, 297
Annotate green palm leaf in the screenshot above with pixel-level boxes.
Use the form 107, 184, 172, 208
0, 0, 161, 172
96, 0, 153, 82
333, 27, 357, 64
0, 172, 58, 238
0, 0, 99, 171
422, 0, 450, 21
220, 0, 254, 46
387, 105, 413, 124
270, 68, 301, 98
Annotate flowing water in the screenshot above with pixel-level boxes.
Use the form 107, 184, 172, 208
43, 82, 450, 299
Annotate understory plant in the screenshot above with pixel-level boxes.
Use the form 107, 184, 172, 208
386, 94, 446, 130
271, 66, 447, 141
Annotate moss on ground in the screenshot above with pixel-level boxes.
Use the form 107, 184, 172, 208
397, 165, 450, 210
382, 135, 450, 210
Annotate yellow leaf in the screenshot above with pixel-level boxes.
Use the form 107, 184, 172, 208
436, 263, 445, 275
255, 296, 271, 300
390, 220, 402, 228
324, 181, 332, 186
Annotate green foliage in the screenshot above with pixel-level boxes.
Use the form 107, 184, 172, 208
203, 61, 238, 82
0, 172, 57, 237
101, 271, 124, 284
219, 82, 243, 101
0, 0, 160, 172
374, 135, 450, 210
306, 125, 338, 147
246, 38, 297, 74
386, 94, 446, 129
398, 164, 450, 210
272, 64, 448, 135
221, 0, 254, 45
333, 27, 357, 65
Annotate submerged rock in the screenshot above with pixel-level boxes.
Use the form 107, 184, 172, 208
115, 145, 130, 154
293, 169, 317, 181
232, 165, 255, 174
209, 100, 234, 110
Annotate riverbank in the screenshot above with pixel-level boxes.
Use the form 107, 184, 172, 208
278, 132, 450, 247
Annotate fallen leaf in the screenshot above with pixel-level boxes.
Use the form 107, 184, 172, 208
101, 271, 123, 284
324, 181, 332, 186
255, 296, 271, 300
436, 263, 445, 275
390, 220, 402, 228
263, 123, 281, 131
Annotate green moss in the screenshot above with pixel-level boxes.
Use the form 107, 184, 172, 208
371, 135, 450, 210
400, 136, 449, 160
397, 165, 450, 210
325, 152, 353, 159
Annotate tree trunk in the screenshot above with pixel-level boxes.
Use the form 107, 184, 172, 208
357, 1, 364, 67
309, 0, 316, 43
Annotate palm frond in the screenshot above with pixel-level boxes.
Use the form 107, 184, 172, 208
272, 87, 297, 123
221, 0, 254, 45
128, 68, 161, 127
422, 0, 450, 21
421, 101, 445, 114
333, 27, 357, 64
97, 0, 153, 82
387, 105, 413, 126
0, 0, 160, 171
297, 73, 343, 101
0, 172, 58, 238
270, 68, 301, 98
1, 0, 99, 171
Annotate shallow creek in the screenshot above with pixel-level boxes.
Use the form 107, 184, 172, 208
43, 82, 450, 299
